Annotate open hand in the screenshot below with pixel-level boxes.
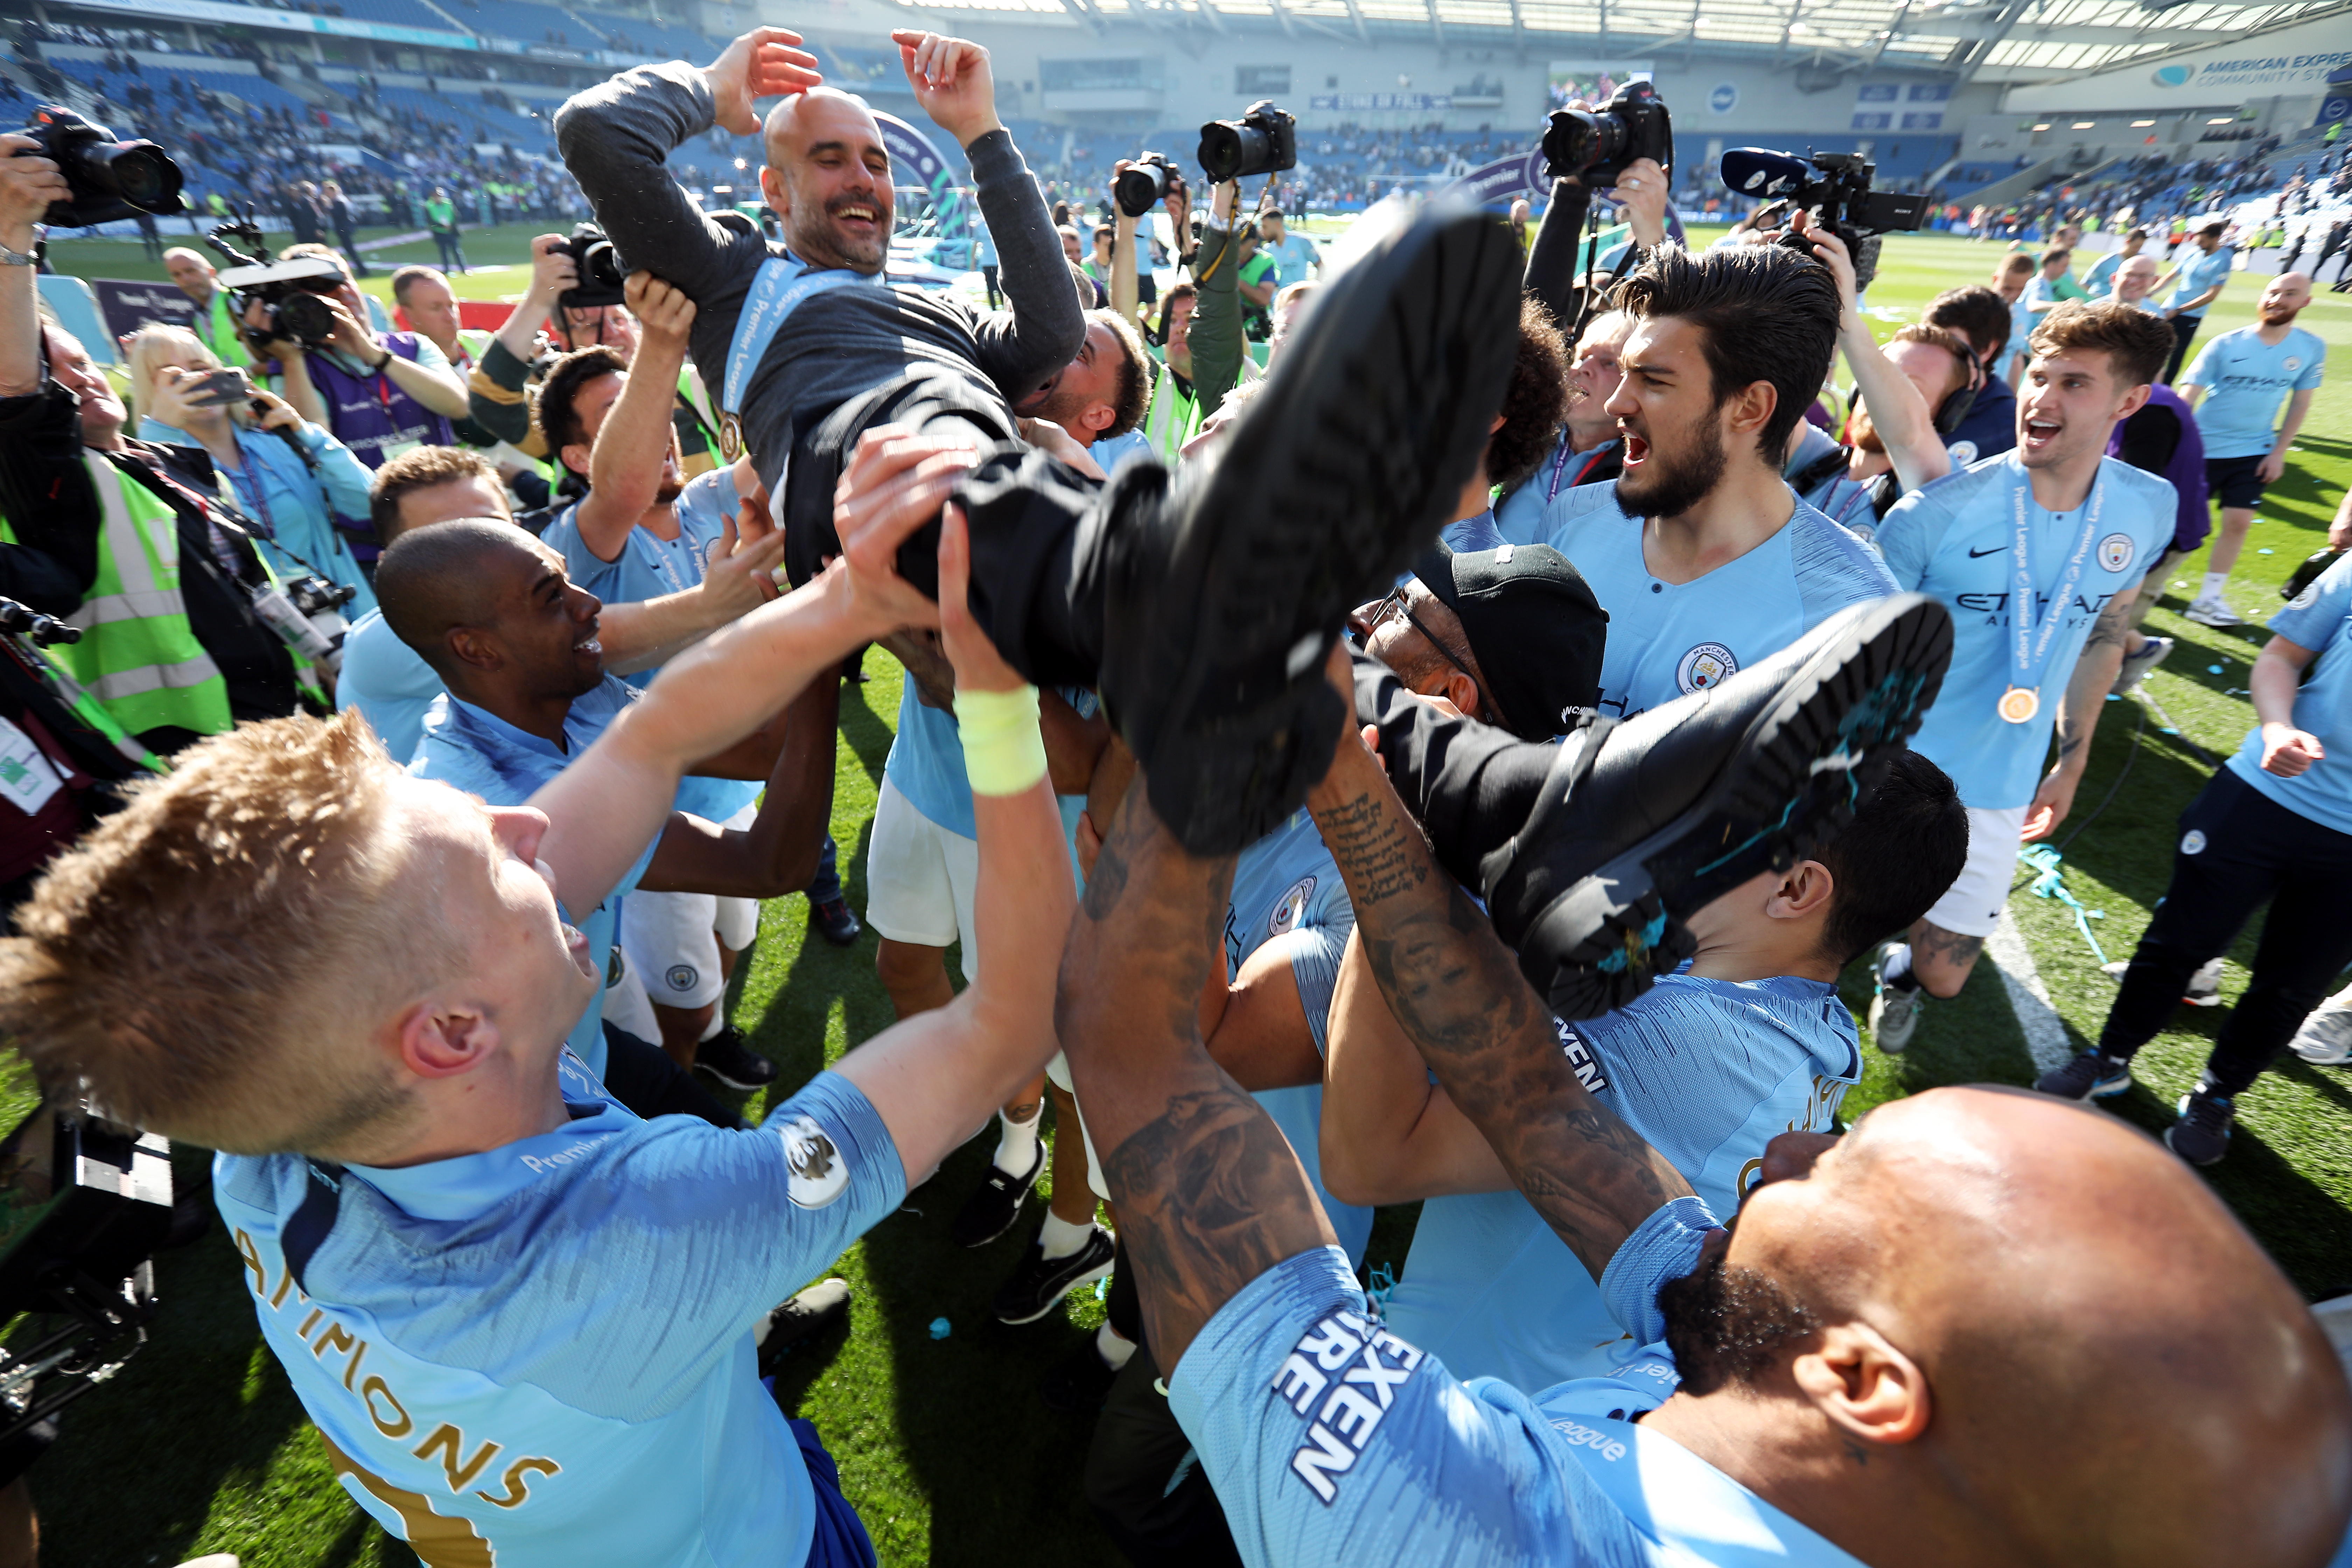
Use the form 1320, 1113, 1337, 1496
705, 28, 823, 135
891, 30, 999, 148
832, 423, 973, 634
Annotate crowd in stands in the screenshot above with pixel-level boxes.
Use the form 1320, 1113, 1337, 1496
0, 20, 2349, 1568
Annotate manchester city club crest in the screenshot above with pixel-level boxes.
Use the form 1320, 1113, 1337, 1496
1268, 874, 1316, 938
1676, 642, 1738, 694
2097, 533, 2136, 574
781, 1115, 850, 1208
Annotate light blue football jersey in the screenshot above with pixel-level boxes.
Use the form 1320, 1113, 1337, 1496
1226, 810, 1373, 1267
1169, 1214, 1867, 1567
1382, 972, 1858, 1391
215, 1063, 901, 1568
2228, 552, 2352, 836
1875, 451, 2175, 810
1539, 483, 1895, 720
411, 677, 666, 1074
540, 468, 734, 681
2182, 325, 2326, 461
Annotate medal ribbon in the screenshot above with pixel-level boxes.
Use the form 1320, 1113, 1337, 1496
2007, 462, 2105, 711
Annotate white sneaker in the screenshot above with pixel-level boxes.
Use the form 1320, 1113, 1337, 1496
2112, 634, 2174, 695
2184, 596, 2244, 628
2292, 998, 2352, 1066
2100, 955, 2226, 1006
1868, 949, 1924, 1054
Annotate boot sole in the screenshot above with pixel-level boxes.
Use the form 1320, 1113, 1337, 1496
1527, 594, 1953, 1019
1115, 204, 1524, 854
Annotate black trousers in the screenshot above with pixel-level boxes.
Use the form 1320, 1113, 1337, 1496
2099, 768, 2352, 1096
1353, 646, 1558, 897
779, 364, 1147, 689
2162, 314, 2205, 385
1083, 1241, 1244, 1568
599, 1020, 746, 1128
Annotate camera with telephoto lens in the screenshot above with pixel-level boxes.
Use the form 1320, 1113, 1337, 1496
1542, 80, 1673, 189
1718, 147, 1927, 295
1198, 102, 1295, 184
0, 601, 79, 649
203, 214, 344, 354
14, 105, 183, 229
1115, 152, 1177, 219
0, 1102, 173, 1483
555, 223, 629, 312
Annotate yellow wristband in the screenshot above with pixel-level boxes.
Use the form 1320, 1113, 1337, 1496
954, 683, 1048, 797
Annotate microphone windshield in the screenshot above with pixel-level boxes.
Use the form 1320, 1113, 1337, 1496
1719, 147, 1812, 199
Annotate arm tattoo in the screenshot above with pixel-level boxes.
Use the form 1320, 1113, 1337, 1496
1104, 1084, 1332, 1367
1314, 775, 1688, 1280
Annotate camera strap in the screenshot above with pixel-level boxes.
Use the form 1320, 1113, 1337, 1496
720, 254, 886, 461
282, 1157, 347, 1296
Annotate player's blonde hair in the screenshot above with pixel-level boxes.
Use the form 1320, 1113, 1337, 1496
0, 713, 451, 1155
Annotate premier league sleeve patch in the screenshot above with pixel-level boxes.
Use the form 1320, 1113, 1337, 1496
780, 1115, 851, 1208
2098, 533, 2136, 574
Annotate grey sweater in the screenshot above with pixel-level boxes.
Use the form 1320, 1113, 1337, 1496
554, 64, 1084, 494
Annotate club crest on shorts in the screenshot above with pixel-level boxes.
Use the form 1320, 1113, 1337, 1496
1676, 643, 1737, 694
666, 964, 699, 994
2097, 533, 2136, 573
781, 1116, 849, 1208
2181, 829, 2207, 856
1268, 875, 1317, 938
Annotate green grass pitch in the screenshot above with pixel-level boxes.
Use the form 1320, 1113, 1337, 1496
14, 217, 2350, 1564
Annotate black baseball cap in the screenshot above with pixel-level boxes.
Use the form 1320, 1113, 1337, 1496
1413, 542, 1608, 741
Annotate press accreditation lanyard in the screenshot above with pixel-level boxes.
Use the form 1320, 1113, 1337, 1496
718, 253, 887, 461
2000, 466, 2105, 724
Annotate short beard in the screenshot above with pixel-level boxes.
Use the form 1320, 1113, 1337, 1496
1657, 1249, 1820, 1397
2259, 303, 2301, 327
654, 479, 685, 506
1616, 406, 1730, 523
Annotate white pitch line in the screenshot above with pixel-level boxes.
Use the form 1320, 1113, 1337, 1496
1986, 905, 2076, 1074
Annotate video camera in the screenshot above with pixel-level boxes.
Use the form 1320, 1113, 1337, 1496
1718, 147, 1927, 294
1115, 152, 1178, 219
1199, 102, 1295, 184
203, 213, 345, 354
0, 1103, 172, 1476
555, 223, 629, 312
13, 106, 183, 229
1542, 80, 1673, 188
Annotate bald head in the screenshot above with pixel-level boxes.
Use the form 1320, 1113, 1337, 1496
759, 88, 892, 274
376, 519, 534, 681
2115, 254, 2161, 304
163, 247, 217, 305
1683, 1086, 2352, 1568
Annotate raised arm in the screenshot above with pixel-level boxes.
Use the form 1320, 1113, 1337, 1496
822, 431, 1074, 1185
528, 430, 943, 913
635, 668, 840, 899
575, 272, 695, 560
1318, 930, 1512, 1207
1803, 217, 1949, 496
0, 134, 62, 398
898, 30, 1085, 404
1304, 652, 1693, 1283
553, 33, 819, 305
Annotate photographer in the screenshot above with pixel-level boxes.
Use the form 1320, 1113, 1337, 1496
1109, 163, 1252, 463
1522, 132, 1670, 330
1778, 216, 1956, 535
465, 233, 722, 502
123, 324, 377, 615
0, 134, 300, 754
245, 244, 468, 571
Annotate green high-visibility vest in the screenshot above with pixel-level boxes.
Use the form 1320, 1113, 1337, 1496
193, 289, 254, 371
50, 456, 234, 740
1140, 360, 1199, 468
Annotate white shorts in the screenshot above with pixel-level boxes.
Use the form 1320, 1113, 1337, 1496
1921, 804, 2028, 939
866, 777, 981, 979
619, 808, 760, 1011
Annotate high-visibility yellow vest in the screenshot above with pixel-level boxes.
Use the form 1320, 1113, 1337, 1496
192, 289, 254, 371
49, 456, 234, 740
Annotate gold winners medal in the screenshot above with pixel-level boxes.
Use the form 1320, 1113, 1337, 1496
719, 412, 744, 462
1997, 686, 2040, 724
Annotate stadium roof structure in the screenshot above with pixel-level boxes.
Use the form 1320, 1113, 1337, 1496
887, 0, 2352, 82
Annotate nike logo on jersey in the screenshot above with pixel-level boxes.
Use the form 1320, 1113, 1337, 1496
1967, 545, 2004, 558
